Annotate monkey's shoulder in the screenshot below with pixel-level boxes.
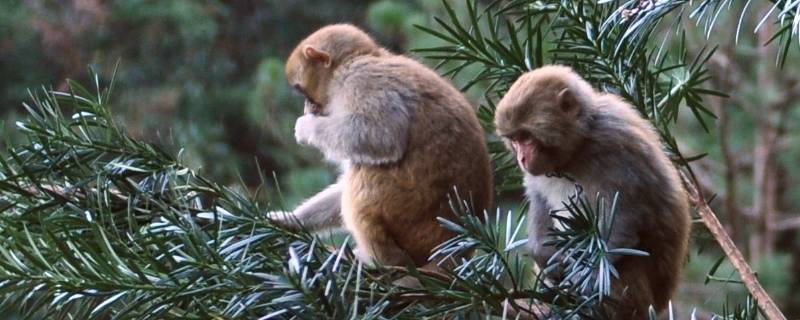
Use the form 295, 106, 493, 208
334, 55, 476, 120
331, 57, 424, 102
337, 55, 424, 80
338, 55, 459, 93
592, 95, 661, 142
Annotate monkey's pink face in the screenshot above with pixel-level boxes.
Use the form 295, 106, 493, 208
512, 137, 536, 171
290, 83, 326, 116
285, 51, 332, 116
505, 131, 556, 176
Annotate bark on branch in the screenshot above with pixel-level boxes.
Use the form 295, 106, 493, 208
683, 173, 786, 320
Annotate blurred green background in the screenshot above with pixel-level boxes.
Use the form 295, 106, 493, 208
1, 0, 798, 317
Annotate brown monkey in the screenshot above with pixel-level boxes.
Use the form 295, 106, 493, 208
494, 65, 691, 318
270, 24, 493, 270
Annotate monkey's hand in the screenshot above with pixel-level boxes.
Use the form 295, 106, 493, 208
294, 114, 317, 145
352, 247, 376, 266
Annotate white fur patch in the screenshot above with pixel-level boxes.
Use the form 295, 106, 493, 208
524, 173, 578, 231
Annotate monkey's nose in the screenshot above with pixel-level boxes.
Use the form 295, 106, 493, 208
512, 141, 525, 166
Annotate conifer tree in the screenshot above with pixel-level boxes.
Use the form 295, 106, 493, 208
1, 0, 796, 318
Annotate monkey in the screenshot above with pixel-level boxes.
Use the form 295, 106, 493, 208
269, 24, 493, 272
494, 65, 691, 319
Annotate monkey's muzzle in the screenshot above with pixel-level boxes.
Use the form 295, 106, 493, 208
512, 139, 537, 171
304, 99, 323, 115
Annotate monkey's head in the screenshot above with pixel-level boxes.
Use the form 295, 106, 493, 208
285, 24, 380, 115
494, 65, 594, 176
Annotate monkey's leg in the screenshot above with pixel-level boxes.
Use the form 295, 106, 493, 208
353, 222, 409, 266
367, 221, 440, 288
267, 182, 343, 232
604, 260, 654, 320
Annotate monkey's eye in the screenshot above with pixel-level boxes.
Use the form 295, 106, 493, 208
507, 131, 533, 143
293, 84, 321, 107
292, 84, 305, 97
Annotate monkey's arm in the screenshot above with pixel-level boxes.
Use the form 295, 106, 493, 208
527, 193, 558, 269
268, 182, 343, 232
294, 89, 412, 165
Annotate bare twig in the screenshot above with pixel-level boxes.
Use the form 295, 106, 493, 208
772, 216, 800, 231
683, 173, 787, 320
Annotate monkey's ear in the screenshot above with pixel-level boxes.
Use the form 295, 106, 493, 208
557, 88, 580, 117
304, 45, 332, 68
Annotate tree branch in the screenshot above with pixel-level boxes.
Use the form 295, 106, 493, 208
683, 173, 787, 320
772, 216, 800, 231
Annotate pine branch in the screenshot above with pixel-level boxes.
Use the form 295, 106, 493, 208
0, 70, 651, 319
612, 0, 800, 67
1, 1, 793, 318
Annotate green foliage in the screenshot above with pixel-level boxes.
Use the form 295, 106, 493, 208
0, 73, 644, 318
682, 252, 749, 312
1, 0, 797, 318
0, 78, 307, 319
366, 0, 437, 53
0, 0, 381, 204
667, 0, 800, 67
367, 0, 414, 36
753, 254, 792, 305
544, 190, 649, 298
0, 2, 49, 107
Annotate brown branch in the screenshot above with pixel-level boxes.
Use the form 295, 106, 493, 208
773, 216, 800, 231
683, 173, 787, 320
706, 48, 743, 244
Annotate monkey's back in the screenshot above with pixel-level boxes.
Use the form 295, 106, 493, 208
340, 54, 493, 266
571, 94, 691, 315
